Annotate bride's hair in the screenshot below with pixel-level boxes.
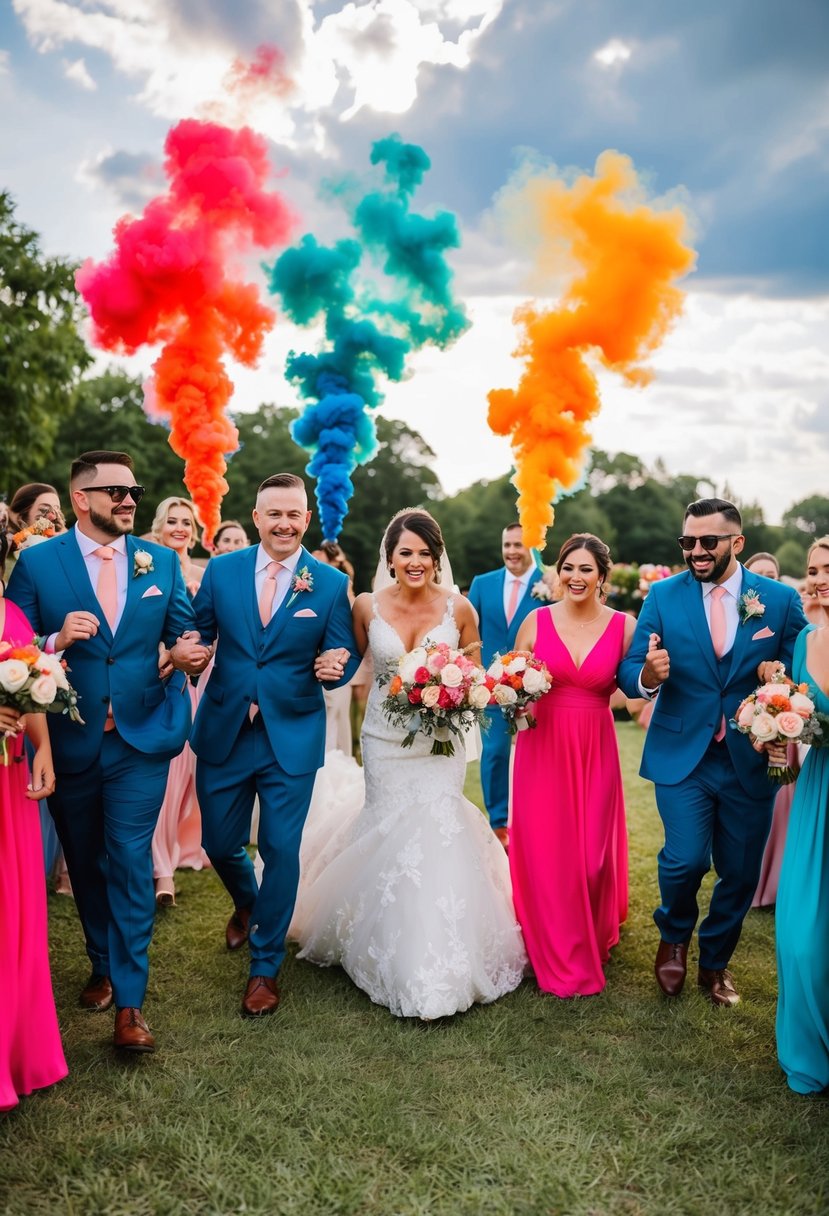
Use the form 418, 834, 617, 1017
383, 511, 444, 583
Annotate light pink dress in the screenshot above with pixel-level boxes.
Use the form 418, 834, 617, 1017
0, 599, 68, 1111
511, 608, 629, 997
751, 743, 798, 908
152, 680, 209, 885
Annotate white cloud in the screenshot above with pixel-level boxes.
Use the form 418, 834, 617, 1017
593, 38, 632, 69
63, 56, 96, 90
0, 50, 10, 75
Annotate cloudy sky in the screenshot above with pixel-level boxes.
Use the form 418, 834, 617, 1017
2, 0, 828, 526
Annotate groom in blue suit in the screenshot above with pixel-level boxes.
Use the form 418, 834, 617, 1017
8, 450, 196, 1052
468, 523, 542, 849
176, 473, 359, 1017
617, 498, 806, 1005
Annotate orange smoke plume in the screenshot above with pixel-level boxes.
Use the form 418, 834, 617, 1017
488, 150, 696, 549
77, 119, 295, 544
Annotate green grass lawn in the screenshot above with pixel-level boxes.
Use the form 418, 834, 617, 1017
1, 723, 827, 1215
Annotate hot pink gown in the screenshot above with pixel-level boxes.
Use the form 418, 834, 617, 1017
0, 599, 67, 1111
511, 608, 629, 997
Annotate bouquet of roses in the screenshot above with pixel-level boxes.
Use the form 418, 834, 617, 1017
486, 650, 553, 735
0, 638, 84, 764
731, 666, 828, 783
11, 514, 60, 549
380, 641, 492, 757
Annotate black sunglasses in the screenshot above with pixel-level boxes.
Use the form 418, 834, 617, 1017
84, 484, 146, 505
677, 533, 739, 552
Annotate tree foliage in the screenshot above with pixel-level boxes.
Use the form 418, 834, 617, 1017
0, 192, 92, 493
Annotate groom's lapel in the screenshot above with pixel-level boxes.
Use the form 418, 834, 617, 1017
262, 547, 316, 652
726, 566, 754, 683
681, 573, 718, 679
55, 531, 114, 644
241, 547, 262, 652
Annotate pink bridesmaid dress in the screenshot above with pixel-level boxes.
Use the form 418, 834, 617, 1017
511, 608, 629, 997
0, 599, 68, 1111
152, 680, 210, 899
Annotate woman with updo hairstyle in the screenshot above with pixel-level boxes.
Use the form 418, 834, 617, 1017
510, 532, 636, 999
148, 494, 210, 906
9, 483, 66, 535
775, 536, 829, 1095
211, 520, 249, 555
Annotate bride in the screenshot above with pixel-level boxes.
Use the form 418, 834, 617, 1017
296, 509, 527, 1019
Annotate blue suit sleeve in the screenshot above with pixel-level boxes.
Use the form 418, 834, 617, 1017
161, 552, 197, 647
617, 588, 663, 699
192, 560, 218, 648
467, 576, 481, 617
320, 578, 360, 690
6, 552, 41, 635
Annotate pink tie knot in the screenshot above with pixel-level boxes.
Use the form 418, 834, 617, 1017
95, 547, 115, 561
266, 561, 281, 579
711, 586, 726, 601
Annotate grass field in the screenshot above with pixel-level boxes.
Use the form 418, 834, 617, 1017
1, 723, 827, 1215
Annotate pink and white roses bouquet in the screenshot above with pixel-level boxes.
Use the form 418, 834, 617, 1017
731, 666, 828, 782
0, 638, 84, 764
486, 650, 553, 735
380, 641, 491, 756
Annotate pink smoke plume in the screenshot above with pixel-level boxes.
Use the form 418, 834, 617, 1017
226, 44, 293, 99
76, 118, 295, 543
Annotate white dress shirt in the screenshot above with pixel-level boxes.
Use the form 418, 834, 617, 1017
502, 565, 535, 619
254, 544, 303, 622
75, 525, 129, 630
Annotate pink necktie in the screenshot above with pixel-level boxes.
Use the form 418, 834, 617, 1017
94, 547, 118, 631
710, 586, 727, 740
506, 578, 521, 625
258, 561, 281, 627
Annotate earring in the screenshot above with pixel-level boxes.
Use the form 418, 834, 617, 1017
389, 567, 396, 580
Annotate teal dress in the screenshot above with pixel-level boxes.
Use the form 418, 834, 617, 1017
776, 626, 829, 1095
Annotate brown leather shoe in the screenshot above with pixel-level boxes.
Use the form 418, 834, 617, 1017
698, 966, 740, 1007
241, 975, 280, 1018
79, 973, 114, 1012
225, 907, 251, 950
654, 940, 688, 996
113, 1007, 156, 1052
493, 827, 509, 852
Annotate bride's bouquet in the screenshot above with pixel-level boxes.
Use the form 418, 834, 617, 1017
486, 650, 553, 735
0, 638, 84, 764
379, 641, 492, 756
731, 666, 828, 783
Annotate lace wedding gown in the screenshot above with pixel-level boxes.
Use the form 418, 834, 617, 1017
296, 596, 527, 1019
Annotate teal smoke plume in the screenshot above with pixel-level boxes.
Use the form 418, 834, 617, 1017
268, 135, 469, 540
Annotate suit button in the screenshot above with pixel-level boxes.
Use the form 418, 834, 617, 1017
257, 662, 264, 669
107, 658, 115, 665
101, 697, 109, 704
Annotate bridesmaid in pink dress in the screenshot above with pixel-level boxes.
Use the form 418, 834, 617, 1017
0, 575, 68, 1111
149, 497, 210, 906
511, 533, 634, 997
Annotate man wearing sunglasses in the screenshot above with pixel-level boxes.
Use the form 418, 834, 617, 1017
618, 498, 806, 1007
8, 450, 201, 1054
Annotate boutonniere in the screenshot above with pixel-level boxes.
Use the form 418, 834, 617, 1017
286, 565, 314, 609
738, 588, 765, 623
530, 578, 554, 602
133, 549, 154, 578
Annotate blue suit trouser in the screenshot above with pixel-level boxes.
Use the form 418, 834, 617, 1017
49, 732, 170, 1008
480, 707, 511, 829
196, 715, 316, 977
653, 739, 775, 969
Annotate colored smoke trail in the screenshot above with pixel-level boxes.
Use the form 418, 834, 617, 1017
76, 118, 295, 543
268, 134, 469, 541
488, 150, 696, 550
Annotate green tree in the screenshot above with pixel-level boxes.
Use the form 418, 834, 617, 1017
782, 495, 829, 540
1, 192, 92, 493
775, 537, 810, 579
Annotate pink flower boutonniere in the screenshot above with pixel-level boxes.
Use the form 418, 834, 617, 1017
738, 589, 765, 624
286, 565, 314, 609
133, 550, 154, 578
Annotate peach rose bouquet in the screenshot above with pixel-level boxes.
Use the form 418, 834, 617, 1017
486, 650, 553, 735
0, 638, 84, 764
379, 640, 491, 756
731, 667, 828, 783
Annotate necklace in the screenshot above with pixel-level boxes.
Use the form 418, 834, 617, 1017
559, 607, 604, 629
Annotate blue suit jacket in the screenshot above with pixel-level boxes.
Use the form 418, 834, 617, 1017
190, 546, 360, 775
8, 531, 195, 772
617, 567, 808, 797
467, 568, 541, 665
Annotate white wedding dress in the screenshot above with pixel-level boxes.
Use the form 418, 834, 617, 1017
295, 596, 527, 1019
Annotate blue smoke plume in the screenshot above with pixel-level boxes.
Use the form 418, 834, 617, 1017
267, 135, 470, 540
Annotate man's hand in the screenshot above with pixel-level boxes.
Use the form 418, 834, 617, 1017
757, 660, 784, 684
158, 645, 174, 680
55, 610, 100, 650
315, 648, 351, 682
642, 632, 670, 690
170, 633, 211, 676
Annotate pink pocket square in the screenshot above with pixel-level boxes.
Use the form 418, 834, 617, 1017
141, 585, 163, 599
293, 607, 317, 618
752, 625, 775, 640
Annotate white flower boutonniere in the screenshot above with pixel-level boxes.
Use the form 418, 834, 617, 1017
738, 588, 765, 624
286, 565, 314, 609
133, 549, 155, 578
530, 578, 554, 603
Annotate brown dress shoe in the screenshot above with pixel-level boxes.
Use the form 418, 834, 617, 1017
241, 975, 280, 1018
113, 1007, 156, 1052
698, 966, 740, 1007
654, 940, 688, 996
225, 907, 251, 950
493, 827, 509, 852
79, 973, 114, 1012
